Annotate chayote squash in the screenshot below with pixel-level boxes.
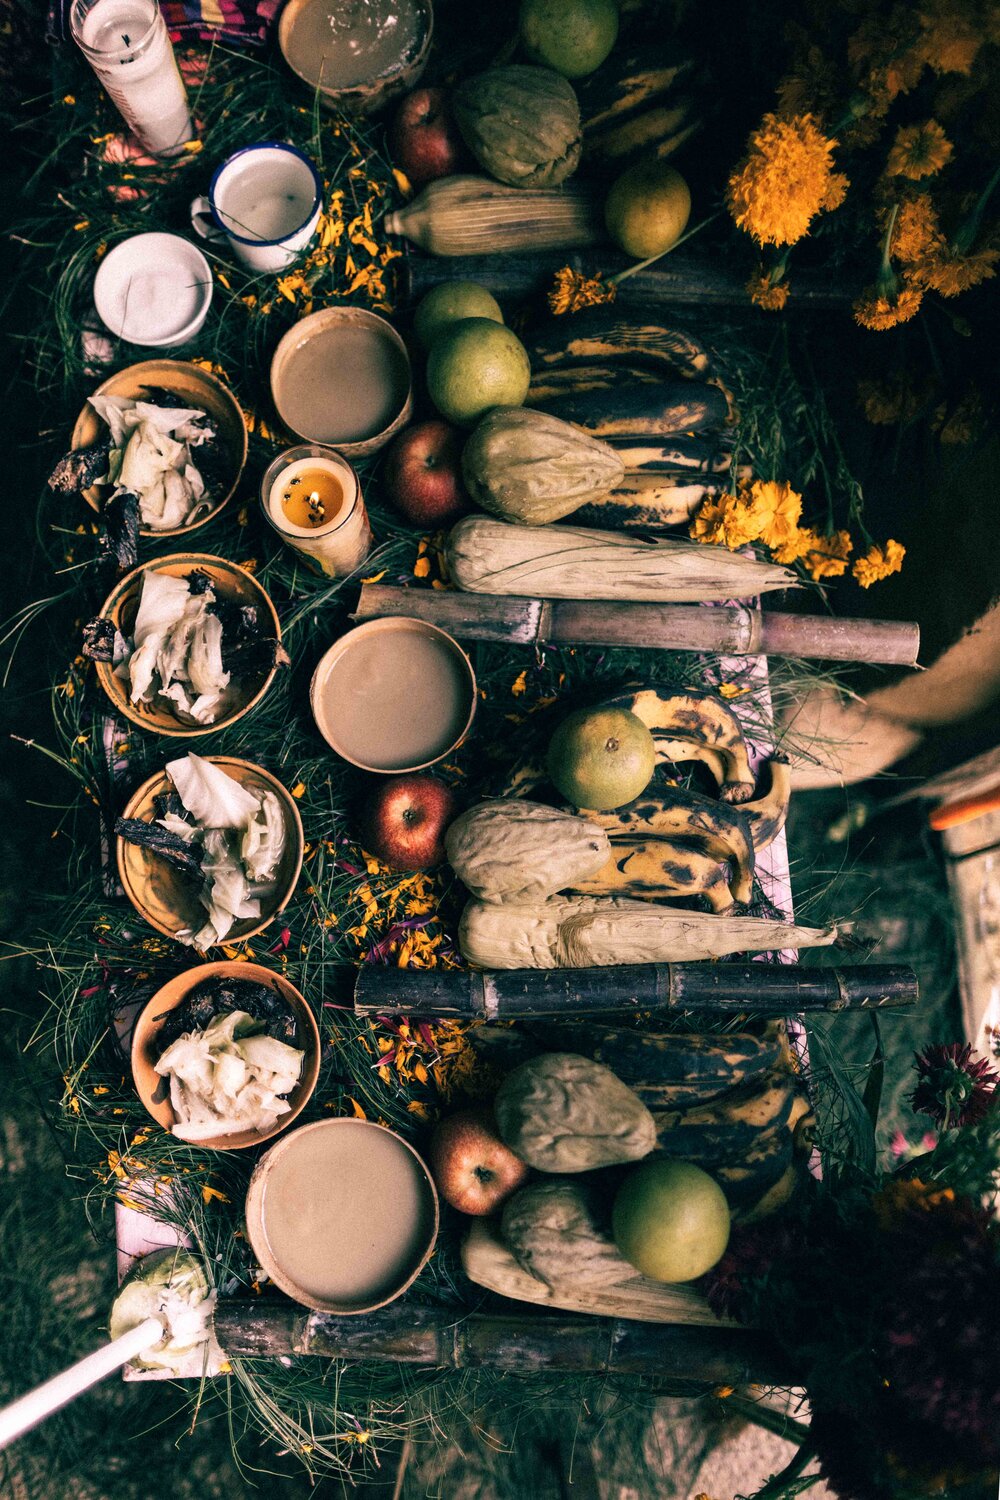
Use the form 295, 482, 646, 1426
500, 1178, 641, 1289
445, 799, 611, 902
452, 66, 583, 188
495, 1052, 656, 1172
461, 409, 625, 525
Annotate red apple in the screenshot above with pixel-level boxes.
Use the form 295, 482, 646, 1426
429, 1109, 529, 1216
389, 87, 466, 187
383, 419, 468, 528
359, 773, 457, 872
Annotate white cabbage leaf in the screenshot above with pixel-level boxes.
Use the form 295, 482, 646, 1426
154, 1007, 304, 1139
240, 789, 286, 883
167, 753, 261, 829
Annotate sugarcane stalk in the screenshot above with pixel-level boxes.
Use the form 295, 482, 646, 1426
213, 1302, 792, 1384
353, 585, 920, 667
353, 964, 919, 1019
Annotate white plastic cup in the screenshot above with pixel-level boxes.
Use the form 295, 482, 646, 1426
93, 233, 213, 348
191, 143, 323, 274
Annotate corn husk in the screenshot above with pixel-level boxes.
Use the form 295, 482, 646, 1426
446, 517, 798, 603
384, 175, 603, 257
458, 894, 838, 969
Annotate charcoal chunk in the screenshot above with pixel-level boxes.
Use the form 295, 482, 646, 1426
82, 616, 116, 662
47, 437, 111, 494
100, 490, 140, 572
115, 816, 203, 879
155, 975, 300, 1052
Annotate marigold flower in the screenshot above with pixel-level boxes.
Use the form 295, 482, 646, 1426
548, 266, 617, 316
916, 0, 983, 74
746, 269, 790, 310
886, 120, 953, 179
852, 539, 905, 587
910, 243, 999, 296
910, 1042, 999, 1127
857, 373, 926, 425
799, 528, 853, 579
887, 193, 945, 263
934, 387, 982, 443
853, 284, 923, 329
727, 113, 848, 247
689, 494, 732, 546
748, 480, 803, 549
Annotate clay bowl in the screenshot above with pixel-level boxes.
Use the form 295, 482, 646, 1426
309, 616, 477, 772
70, 359, 247, 539
94, 554, 282, 737
131, 961, 320, 1151
269, 307, 413, 459
117, 756, 304, 946
245, 1118, 439, 1312
278, 0, 433, 116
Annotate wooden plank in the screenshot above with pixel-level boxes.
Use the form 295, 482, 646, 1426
353, 962, 920, 1019
354, 585, 920, 667
213, 1302, 793, 1384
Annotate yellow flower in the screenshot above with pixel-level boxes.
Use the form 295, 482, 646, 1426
548, 266, 617, 316
916, 0, 983, 74
934, 387, 982, 443
747, 480, 802, 550
886, 121, 953, 180
746, 269, 790, 310
727, 113, 849, 247
887, 193, 945, 264
689, 494, 731, 546
799, 528, 854, 580
853, 284, 923, 330
857, 373, 927, 425
853, 539, 905, 587
910, 244, 999, 296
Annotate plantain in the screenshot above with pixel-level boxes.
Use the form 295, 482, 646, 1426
571, 476, 724, 531
527, 361, 664, 405
716, 1129, 794, 1210
523, 1022, 787, 1105
577, 47, 697, 136
571, 832, 750, 910
738, 759, 792, 854
598, 685, 756, 803
735, 1162, 804, 1223
653, 1070, 804, 1165
612, 436, 734, 474
526, 309, 711, 382
535, 382, 732, 440
586, 107, 702, 168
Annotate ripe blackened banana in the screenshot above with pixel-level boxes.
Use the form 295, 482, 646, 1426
535, 382, 730, 439
599, 685, 755, 803
577, 47, 697, 136
526, 309, 711, 382
527, 361, 664, 405
612, 436, 734, 474
585, 102, 701, 167
653, 1070, 802, 1164
571, 476, 723, 531
735, 1162, 803, 1223
571, 832, 750, 910
739, 759, 792, 854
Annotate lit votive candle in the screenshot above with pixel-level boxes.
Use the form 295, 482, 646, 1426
261, 445, 373, 578
71, 0, 194, 158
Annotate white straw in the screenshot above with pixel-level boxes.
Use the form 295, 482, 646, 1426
0, 1316, 164, 1450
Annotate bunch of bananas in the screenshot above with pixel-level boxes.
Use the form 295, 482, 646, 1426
575, 45, 705, 173
524, 310, 739, 530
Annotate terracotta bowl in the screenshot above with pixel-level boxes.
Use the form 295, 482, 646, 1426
131, 961, 320, 1151
70, 359, 247, 539
309, 616, 477, 772
94, 554, 282, 738
269, 307, 413, 459
278, 0, 433, 116
117, 756, 304, 946
245, 1118, 439, 1312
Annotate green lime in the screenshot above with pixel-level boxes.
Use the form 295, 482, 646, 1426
547, 705, 655, 810
520, 0, 619, 78
426, 318, 531, 427
413, 281, 504, 352
605, 161, 691, 260
613, 1160, 731, 1283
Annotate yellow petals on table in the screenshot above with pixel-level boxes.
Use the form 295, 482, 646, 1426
726, 113, 849, 247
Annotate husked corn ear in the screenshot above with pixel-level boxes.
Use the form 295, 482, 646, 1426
384, 175, 604, 256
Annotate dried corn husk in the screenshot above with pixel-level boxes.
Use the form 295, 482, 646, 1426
446, 800, 611, 902
458, 894, 838, 969
384, 175, 604, 257
446, 517, 797, 603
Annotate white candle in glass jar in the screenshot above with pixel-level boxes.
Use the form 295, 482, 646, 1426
71, 0, 194, 158
262, 446, 373, 578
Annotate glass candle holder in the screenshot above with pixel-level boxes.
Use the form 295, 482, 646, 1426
261, 445, 373, 579
70, 0, 194, 159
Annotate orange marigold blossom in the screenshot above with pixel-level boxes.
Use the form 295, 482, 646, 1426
915, 0, 983, 74
689, 494, 731, 546
748, 480, 803, 549
726, 113, 848, 247
548, 266, 616, 316
853, 539, 905, 587
799, 528, 853, 580
909, 243, 999, 296
887, 193, 945, 263
746, 269, 790, 310
854, 284, 923, 329
886, 120, 953, 179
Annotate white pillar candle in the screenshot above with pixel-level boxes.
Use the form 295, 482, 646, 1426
71, 0, 194, 159
261, 446, 373, 579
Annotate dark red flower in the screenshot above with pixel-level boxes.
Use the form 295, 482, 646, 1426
910, 1043, 998, 1128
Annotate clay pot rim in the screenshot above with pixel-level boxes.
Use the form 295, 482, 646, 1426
116, 754, 305, 945
244, 1117, 440, 1313
94, 553, 283, 738
309, 616, 477, 773
277, 0, 433, 114
130, 960, 320, 1152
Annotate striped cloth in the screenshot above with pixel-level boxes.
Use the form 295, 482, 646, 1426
48, 0, 283, 47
